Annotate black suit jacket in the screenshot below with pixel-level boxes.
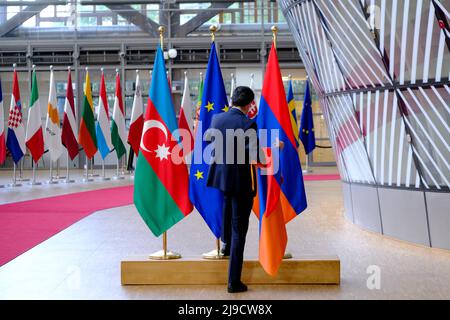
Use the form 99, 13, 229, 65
206, 108, 259, 197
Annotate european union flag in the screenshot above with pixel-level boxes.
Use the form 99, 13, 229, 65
189, 42, 227, 238
299, 80, 316, 155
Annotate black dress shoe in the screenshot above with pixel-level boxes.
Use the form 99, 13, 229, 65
220, 246, 230, 257
227, 282, 248, 293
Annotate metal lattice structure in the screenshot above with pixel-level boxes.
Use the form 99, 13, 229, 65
280, 0, 450, 249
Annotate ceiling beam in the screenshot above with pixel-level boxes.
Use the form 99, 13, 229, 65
105, 4, 159, 37
173, 1, 234, 38
0, 4, 48, 37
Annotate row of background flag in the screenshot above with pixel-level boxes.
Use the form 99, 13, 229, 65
0, 67, 130, 168
133, 39, 316, 277
0, 67, 314, 169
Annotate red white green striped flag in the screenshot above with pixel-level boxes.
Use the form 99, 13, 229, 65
25, 69, 44, 163
111, 71, 127, 160
78, 69, 97, 159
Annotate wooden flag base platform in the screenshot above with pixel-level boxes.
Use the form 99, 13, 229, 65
121, 255, 340, 285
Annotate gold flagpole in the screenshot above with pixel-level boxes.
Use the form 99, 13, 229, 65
202, 25, 227, 261
149, 25, 181, 261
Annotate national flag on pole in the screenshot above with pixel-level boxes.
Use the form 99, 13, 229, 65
299, 80, 316, 155
256, 43, 307, 276
111, 71, 127, 160
96, 70, 113, 159
0, 78, 5, 165
193, 73, 204, 134
6, 69, 26, 164
178, 72, 194, 156
45, 67, 63, 162
189, 41, 227, 238
78, 69, 97, 159
228, 73, 235, 108
62, 69, 79, 161
247, 74, 258, 119
134, 46, 193, 237
127, 71, 144, 156
287, 80, 300, 148
26, 69, 44, 163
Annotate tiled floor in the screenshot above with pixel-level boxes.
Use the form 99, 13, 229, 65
1, 167, 450, 299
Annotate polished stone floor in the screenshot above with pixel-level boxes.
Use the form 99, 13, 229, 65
1, 167, 450, 300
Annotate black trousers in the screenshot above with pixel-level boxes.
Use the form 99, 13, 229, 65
222, 193, 253, 286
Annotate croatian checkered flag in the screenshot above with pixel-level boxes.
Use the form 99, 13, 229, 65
6, 67, 26, 163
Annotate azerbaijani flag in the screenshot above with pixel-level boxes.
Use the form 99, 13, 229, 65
62, 69, 79, 161
96, 70, 113, 159
134, 46, 193, 237
287, 80, 300, 147
25, 69, 44, 163
78, 70, 97, 160
0, 78, 5, 165
111, 71, 127, 160
256, 43, 308, 276
127, 71, 144, 156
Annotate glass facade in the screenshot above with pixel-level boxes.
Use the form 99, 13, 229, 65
280, 0, 450, 191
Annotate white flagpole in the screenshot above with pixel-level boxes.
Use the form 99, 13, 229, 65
113, 156, 124, 180
64, 150, 75, 183
47, 160, 58, 184
9, 163, 22, 187
83, 156, 93, 182
101, 158, 110, 181
29, 161, 41, 186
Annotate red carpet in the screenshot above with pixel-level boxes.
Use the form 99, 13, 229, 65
304, 174, 340, 181
0, 185, 133, 267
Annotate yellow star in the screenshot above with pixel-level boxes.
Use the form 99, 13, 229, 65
222, 105, 229, 112
205, 102, 214, 112
194, 170, 204, 180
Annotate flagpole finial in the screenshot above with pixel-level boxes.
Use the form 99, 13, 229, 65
50, 65, 54, 71
209, 24, 218, 42
68, 66, 71, 71
136, 69, 139, 74
116, 68, 119, 74
101, 67, 104, 72
271, 25, 278, 49
184, 71, 187, 76
32, 64, 36, 70
13, 63, 17, 69
231, 73, 234, 78
85, 66, 89, 72
158, 26, 165, 48
288, 74, 292, 80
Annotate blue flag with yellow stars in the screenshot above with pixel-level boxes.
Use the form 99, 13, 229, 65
189, 42, 228, 238
299, 80, 316, 155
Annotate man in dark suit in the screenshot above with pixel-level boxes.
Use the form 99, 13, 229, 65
206, 86, 260, 293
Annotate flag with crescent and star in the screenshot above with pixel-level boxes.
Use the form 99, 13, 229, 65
134, 46, 193, 237
189, 41, 228, 238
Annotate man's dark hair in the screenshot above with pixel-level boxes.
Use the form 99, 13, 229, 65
232, 86, 255, 107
